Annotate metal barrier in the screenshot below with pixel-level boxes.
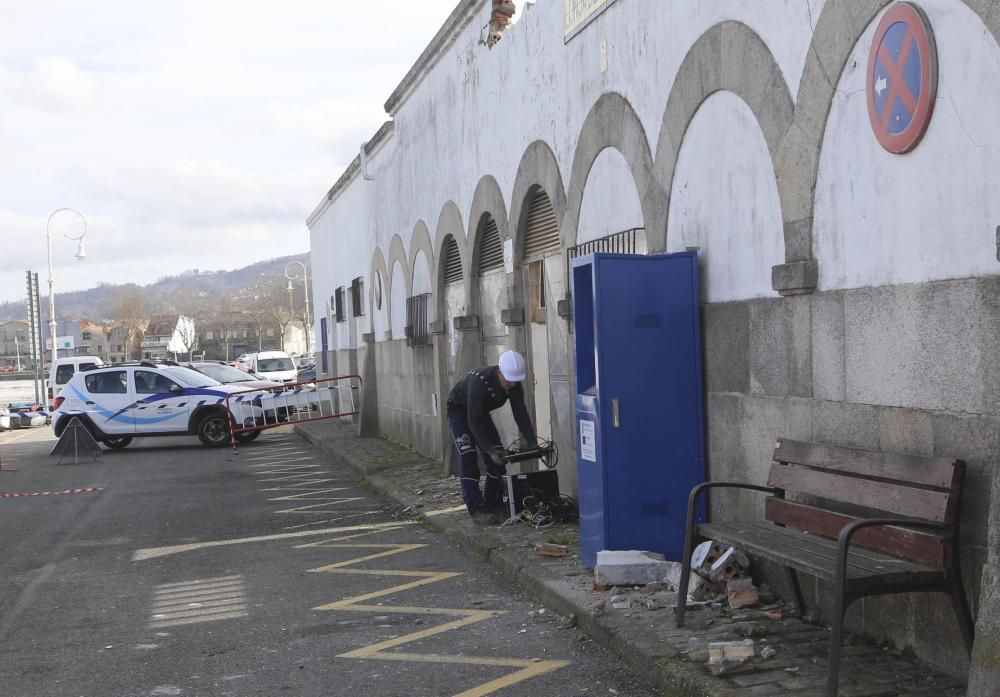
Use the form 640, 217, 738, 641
224, 374, 362, 452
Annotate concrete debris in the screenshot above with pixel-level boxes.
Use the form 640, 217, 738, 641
594, 550, 682, 588
707, 639, 755, 675
535, 542, 569, 557
727, 577, 760, 609
761, 645, 777, 659
689, 541, 751, 601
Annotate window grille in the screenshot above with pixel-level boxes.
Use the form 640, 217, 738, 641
443, 236, 463, 285
335, 287, 346, 322
478, 216, 504, 273
405, 293, 431, 347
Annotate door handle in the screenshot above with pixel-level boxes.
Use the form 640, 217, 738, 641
135, 400, 146, 405
86, 401, 95, 406
612, 398, 620, 429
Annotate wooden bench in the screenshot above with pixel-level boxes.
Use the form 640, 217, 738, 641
674, 438, 973, 697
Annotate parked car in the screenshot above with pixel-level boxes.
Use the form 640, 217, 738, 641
245, 351, 298, 383
297, 365, 316, 382
175, 360, 296, 424
47, 355, 104, 409
175, 360, 282, 390
2, 365, 17, 373
51, 361, 269, 448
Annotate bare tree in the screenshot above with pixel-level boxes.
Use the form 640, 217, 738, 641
174, 317, 198, 360
105, 286, 145, 360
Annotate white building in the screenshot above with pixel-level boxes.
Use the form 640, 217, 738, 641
306, 0, 1000, 679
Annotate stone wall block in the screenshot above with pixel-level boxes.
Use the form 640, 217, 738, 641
749, 298, 788, 397
811, 290, 845, 402
811, 400, 879, 450
975, 277, 1000, 414
785, 294, 812, 397
845, 281, 983, 413
931, 412, 1000, 549
877, 407, 933, 456
703, 302, 749, 394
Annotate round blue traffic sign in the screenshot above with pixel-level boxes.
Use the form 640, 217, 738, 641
867, 2, 938, 154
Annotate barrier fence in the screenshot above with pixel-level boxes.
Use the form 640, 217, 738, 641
224, 374, 362, 452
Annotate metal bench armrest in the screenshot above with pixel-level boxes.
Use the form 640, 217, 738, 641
834, 518, 950, 583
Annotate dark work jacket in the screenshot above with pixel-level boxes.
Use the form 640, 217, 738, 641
446, 365, 536, 452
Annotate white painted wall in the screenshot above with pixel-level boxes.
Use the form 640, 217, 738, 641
576, 148, 644, 245
390, 261, 407, 338
815, 1, 1000, 291
666, 92, 785, 303
372, 271, 388, 339
308, 0, 825, 311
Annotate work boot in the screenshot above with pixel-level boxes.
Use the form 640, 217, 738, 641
471, 508, 502, 526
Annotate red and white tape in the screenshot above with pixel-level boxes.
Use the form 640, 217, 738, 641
0, 487, 103, 499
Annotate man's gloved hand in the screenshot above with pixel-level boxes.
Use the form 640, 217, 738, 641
486, 447, 507, 478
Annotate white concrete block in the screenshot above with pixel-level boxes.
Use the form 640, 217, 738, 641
594, 550, 683, 588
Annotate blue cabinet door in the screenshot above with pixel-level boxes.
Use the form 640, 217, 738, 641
595, 252, 705, 560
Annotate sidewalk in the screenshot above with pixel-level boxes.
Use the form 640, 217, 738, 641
295, 420, 967, 697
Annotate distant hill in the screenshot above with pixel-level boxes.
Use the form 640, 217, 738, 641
0, 253, 310, 322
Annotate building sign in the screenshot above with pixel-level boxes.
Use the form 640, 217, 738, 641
45, 336, 75, 351
565, 0, 618, 41
866, 2, 937, 154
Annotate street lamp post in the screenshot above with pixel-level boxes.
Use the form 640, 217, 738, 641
284, 260, 311, 355
46, 208, 87, 367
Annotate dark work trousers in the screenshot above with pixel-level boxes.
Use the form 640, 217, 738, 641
447, 408, 504, 515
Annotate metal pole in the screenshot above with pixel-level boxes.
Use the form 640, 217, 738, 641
47, 222, 56, 369
303, 265, 311, 355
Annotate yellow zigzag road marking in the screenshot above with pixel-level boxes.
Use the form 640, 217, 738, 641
308, 539, 569, 697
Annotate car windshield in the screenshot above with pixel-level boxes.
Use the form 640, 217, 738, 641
196, 364, 256, 383
258, 358, 294, 372
163, 366, 222, 388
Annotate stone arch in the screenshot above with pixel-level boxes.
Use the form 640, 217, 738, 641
508, 140, 568, 265
369, 247, 389, 339
468, 176, 509, 273
386, 234, 409, 336
654, 21, 794, 258
432, 201, 467, 308
564, 92, 661, 250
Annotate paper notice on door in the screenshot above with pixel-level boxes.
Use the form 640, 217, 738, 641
579, 419, 596, 462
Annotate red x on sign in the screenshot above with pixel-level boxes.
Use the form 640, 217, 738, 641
867, 2, 938, 154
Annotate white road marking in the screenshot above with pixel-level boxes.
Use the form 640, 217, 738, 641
131, 520, 416, 561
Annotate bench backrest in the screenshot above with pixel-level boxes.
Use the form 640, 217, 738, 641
765, 439, 965, 567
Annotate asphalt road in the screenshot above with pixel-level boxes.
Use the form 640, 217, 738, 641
0, 427, 661, 697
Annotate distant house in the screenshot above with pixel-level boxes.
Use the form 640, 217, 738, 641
197, 315, 305, 361
0, 320, 30, 369
140, 315, 196, 360
108, 320, 147, 363
78, 321, 111, 361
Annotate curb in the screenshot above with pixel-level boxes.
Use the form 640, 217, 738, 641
295, 424, 730, 697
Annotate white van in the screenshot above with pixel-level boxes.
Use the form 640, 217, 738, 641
246, 351, 298, 383
48, 355, 104, 408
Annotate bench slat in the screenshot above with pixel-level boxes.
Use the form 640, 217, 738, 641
767, 464, 953, 522
775, 439, 962, 490
765, 498, 948, 567
696, 521, 942, 587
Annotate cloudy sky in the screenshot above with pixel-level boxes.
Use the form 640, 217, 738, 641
0, 0, 463, 303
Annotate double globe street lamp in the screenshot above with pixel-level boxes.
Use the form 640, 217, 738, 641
284, 260, 311, 355
46, 208, 88, 366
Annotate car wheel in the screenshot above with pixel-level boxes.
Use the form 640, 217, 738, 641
236, 429, 262, 443
197, 412, 231, 447
103, 436, 133, 449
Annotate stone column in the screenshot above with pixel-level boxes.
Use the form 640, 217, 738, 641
967, 465, 1000, 694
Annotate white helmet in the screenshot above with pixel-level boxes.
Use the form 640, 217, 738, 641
498, 350, 527, 382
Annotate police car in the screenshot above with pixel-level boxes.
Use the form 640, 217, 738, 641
51, 361, 269, 449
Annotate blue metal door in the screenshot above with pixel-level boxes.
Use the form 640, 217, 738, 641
598, 252, 705, 559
